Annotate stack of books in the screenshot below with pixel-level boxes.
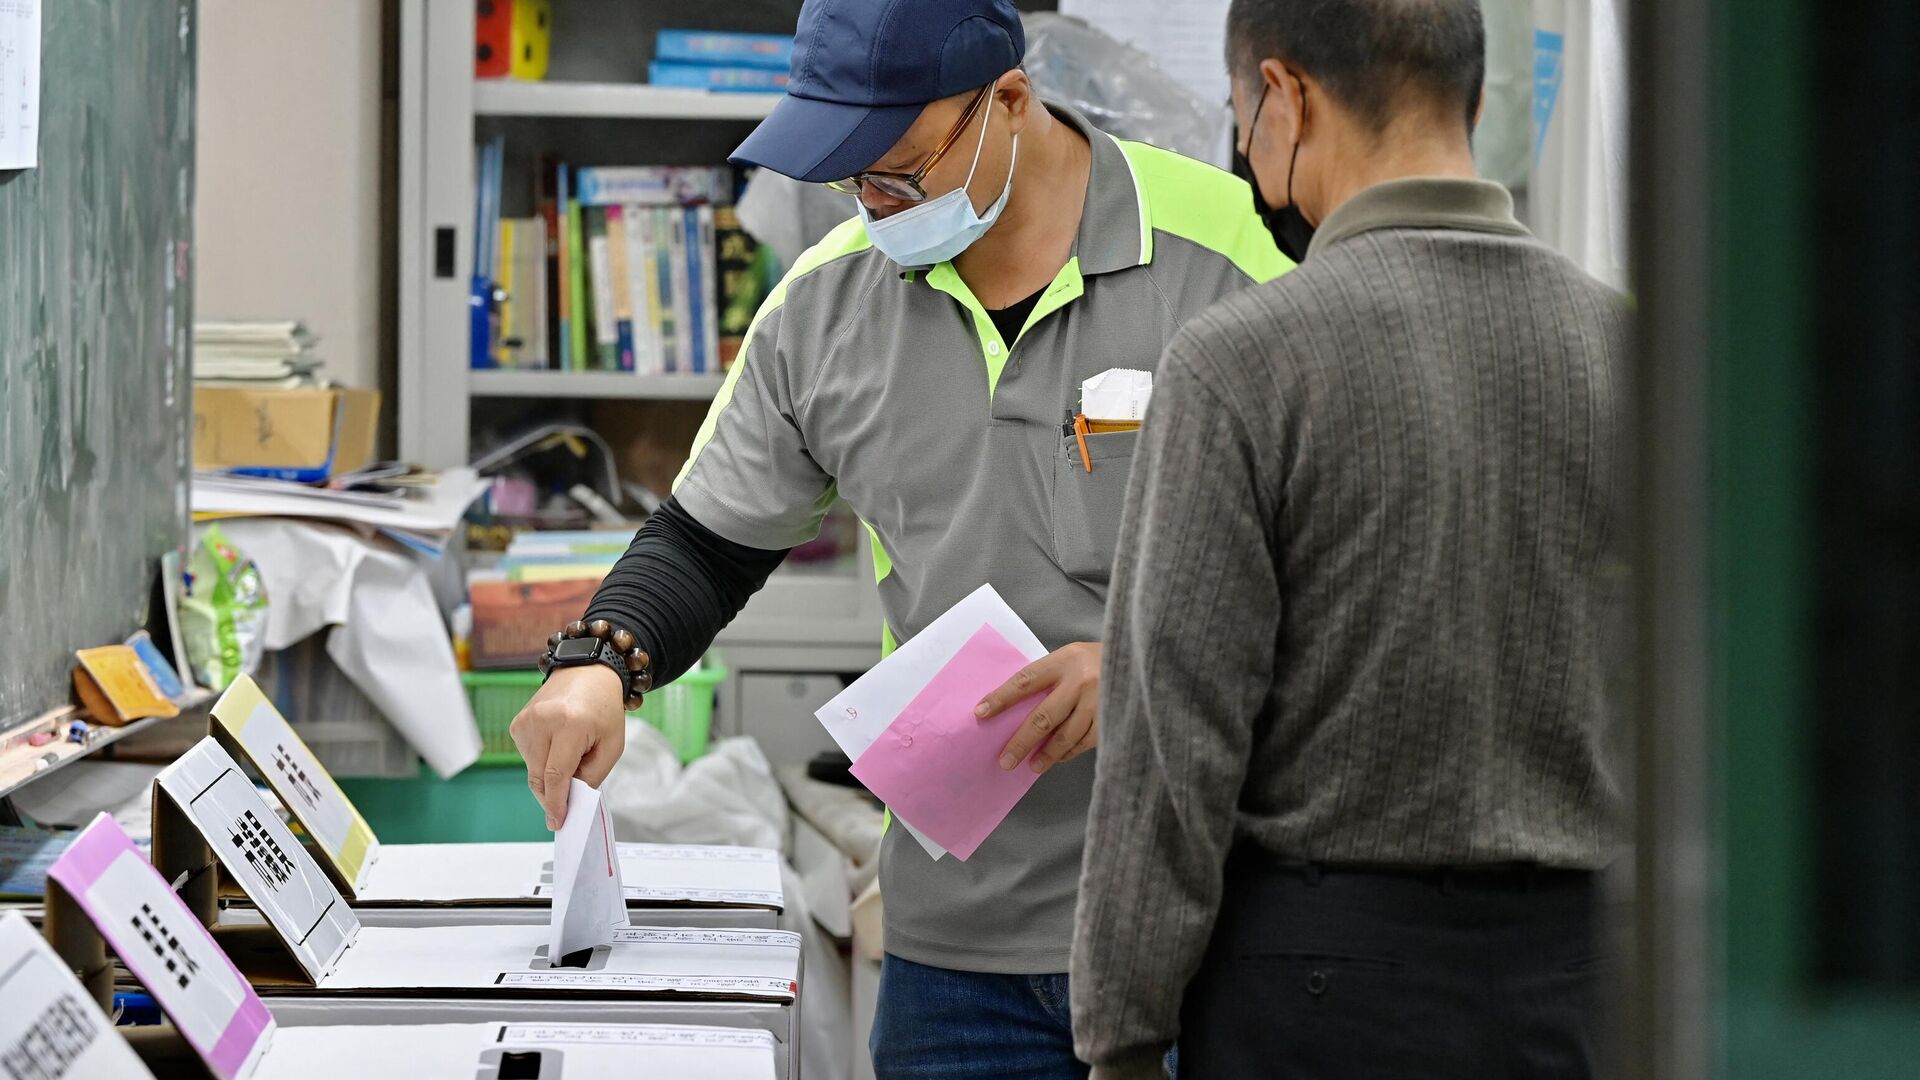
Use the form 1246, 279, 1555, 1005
474, 161, 766, 376
647, 29, 793, 94
193, 321, 324, 388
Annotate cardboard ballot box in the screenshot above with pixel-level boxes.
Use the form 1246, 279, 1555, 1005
257, 1022, 779, 1080
24, 826, 786, 1079
209, 676, 784, 930
143, 739, 801, 1025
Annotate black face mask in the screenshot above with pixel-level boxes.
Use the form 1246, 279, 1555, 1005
1231, 83, 1315, 263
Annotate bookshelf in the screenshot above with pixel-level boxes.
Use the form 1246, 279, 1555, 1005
396, 0, 885, 765
474, 80, 782, 121
468, 369, 726, 400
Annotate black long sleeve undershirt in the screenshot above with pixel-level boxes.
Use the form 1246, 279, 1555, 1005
581, 496, 789, 688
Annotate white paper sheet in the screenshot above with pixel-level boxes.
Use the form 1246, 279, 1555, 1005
814, 584, 1047, 860
1081, 368, 1154, 421
257, 1023, 777, 1080
210, 518, 482, 778
0, 0, 40, 170
549, 780, 630, 962
1058, 0, 1234, 110
0, 913, 154, 1079
191, 469, 488, 549
317, 925, 801, 1001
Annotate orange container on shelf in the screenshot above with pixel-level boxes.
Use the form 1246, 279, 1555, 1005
467, 576, 601, 669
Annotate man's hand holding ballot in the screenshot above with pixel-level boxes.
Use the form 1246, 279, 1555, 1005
976, 641, 1102, 775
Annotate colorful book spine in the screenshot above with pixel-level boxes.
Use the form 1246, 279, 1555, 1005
567, 188, 590, 370
667, 207, 695, 374
520, 216, 549, 369
714, 205, 758, 371
606, 206, 637, 371
653, 207, 679, 374
470, 136, 505, 370
539, 198, 559, 368
654, 29, 794, 71
643, 208, 668, 373
495, 217, 516, 367
555, 164, 573, 370
586, 207, 619, 370
696, 205, 720, 376
621, 203, 656, 375
647, 61, 789, 95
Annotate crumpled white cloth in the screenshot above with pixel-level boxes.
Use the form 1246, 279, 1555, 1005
209, 519, 480, 778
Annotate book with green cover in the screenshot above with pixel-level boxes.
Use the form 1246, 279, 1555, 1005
567, 194, 590, 370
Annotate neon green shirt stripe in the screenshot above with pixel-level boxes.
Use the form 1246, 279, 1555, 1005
1115, 138, 1296, 284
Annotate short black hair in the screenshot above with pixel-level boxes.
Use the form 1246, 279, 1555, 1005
1227, 0, 1486, 134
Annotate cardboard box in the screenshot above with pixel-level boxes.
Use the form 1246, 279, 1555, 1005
192, 386, 379, 480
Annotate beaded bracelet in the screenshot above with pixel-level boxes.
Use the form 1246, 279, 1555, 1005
539, 619, 653, 710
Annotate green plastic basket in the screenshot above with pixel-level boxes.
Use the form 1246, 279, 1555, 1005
463, 653, 728, 767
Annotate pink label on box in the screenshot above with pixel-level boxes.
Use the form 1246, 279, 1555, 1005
47, 815, 272, 1080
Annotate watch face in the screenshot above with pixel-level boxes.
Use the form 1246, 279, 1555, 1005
554, 637, 602, 663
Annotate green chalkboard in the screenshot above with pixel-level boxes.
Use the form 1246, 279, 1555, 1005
0, 1, 195, 732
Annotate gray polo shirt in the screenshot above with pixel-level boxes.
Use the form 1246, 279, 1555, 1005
675, 104, 1289, 973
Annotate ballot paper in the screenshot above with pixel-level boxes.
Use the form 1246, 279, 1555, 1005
256, 1023, 778, 1080
850, 625, 1046, 861
815, 584, 1048, 860
0, 912, 155, 1080
1081, 368, 1155, 421
548, 779, 630, 963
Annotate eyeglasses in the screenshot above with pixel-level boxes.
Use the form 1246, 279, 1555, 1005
825, 84, 994, 203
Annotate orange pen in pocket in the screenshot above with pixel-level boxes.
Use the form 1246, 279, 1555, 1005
1072, 414, 1093, 473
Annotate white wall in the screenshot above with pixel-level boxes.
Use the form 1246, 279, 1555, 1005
195, 0, 385, 391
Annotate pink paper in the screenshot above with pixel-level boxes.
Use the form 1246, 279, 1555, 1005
850, 624, 1044, 861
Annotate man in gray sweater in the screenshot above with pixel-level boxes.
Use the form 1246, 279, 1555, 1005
1071, 1, 1628, 1077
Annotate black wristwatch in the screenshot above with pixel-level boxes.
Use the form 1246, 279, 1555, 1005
539, 620, 653, 709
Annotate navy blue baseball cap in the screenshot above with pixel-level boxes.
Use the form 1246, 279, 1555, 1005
730, 0, 1025, 184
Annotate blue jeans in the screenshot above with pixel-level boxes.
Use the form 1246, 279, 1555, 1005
869, 953, 1089, 1080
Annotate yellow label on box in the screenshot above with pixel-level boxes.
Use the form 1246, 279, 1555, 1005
212, 675, 379, 893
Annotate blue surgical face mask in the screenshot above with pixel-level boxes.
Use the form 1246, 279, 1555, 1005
859, 100, 1019, 269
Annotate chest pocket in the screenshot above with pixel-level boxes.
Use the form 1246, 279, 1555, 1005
1050, 429, 1139, 584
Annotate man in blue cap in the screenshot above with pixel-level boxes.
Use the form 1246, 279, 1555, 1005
510, 1, 1287, 1073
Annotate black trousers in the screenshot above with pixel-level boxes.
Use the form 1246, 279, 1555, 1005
1178, 853, 1606, 1080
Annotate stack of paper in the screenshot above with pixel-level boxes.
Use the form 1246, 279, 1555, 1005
191, 468, 490, 558
815, 585, 1051, 861
194, 321, 325, 388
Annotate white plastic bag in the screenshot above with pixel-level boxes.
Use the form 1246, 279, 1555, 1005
599, 726, 789, 852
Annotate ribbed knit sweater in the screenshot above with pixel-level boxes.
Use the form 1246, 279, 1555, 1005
1069, 178, 1631, 1078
